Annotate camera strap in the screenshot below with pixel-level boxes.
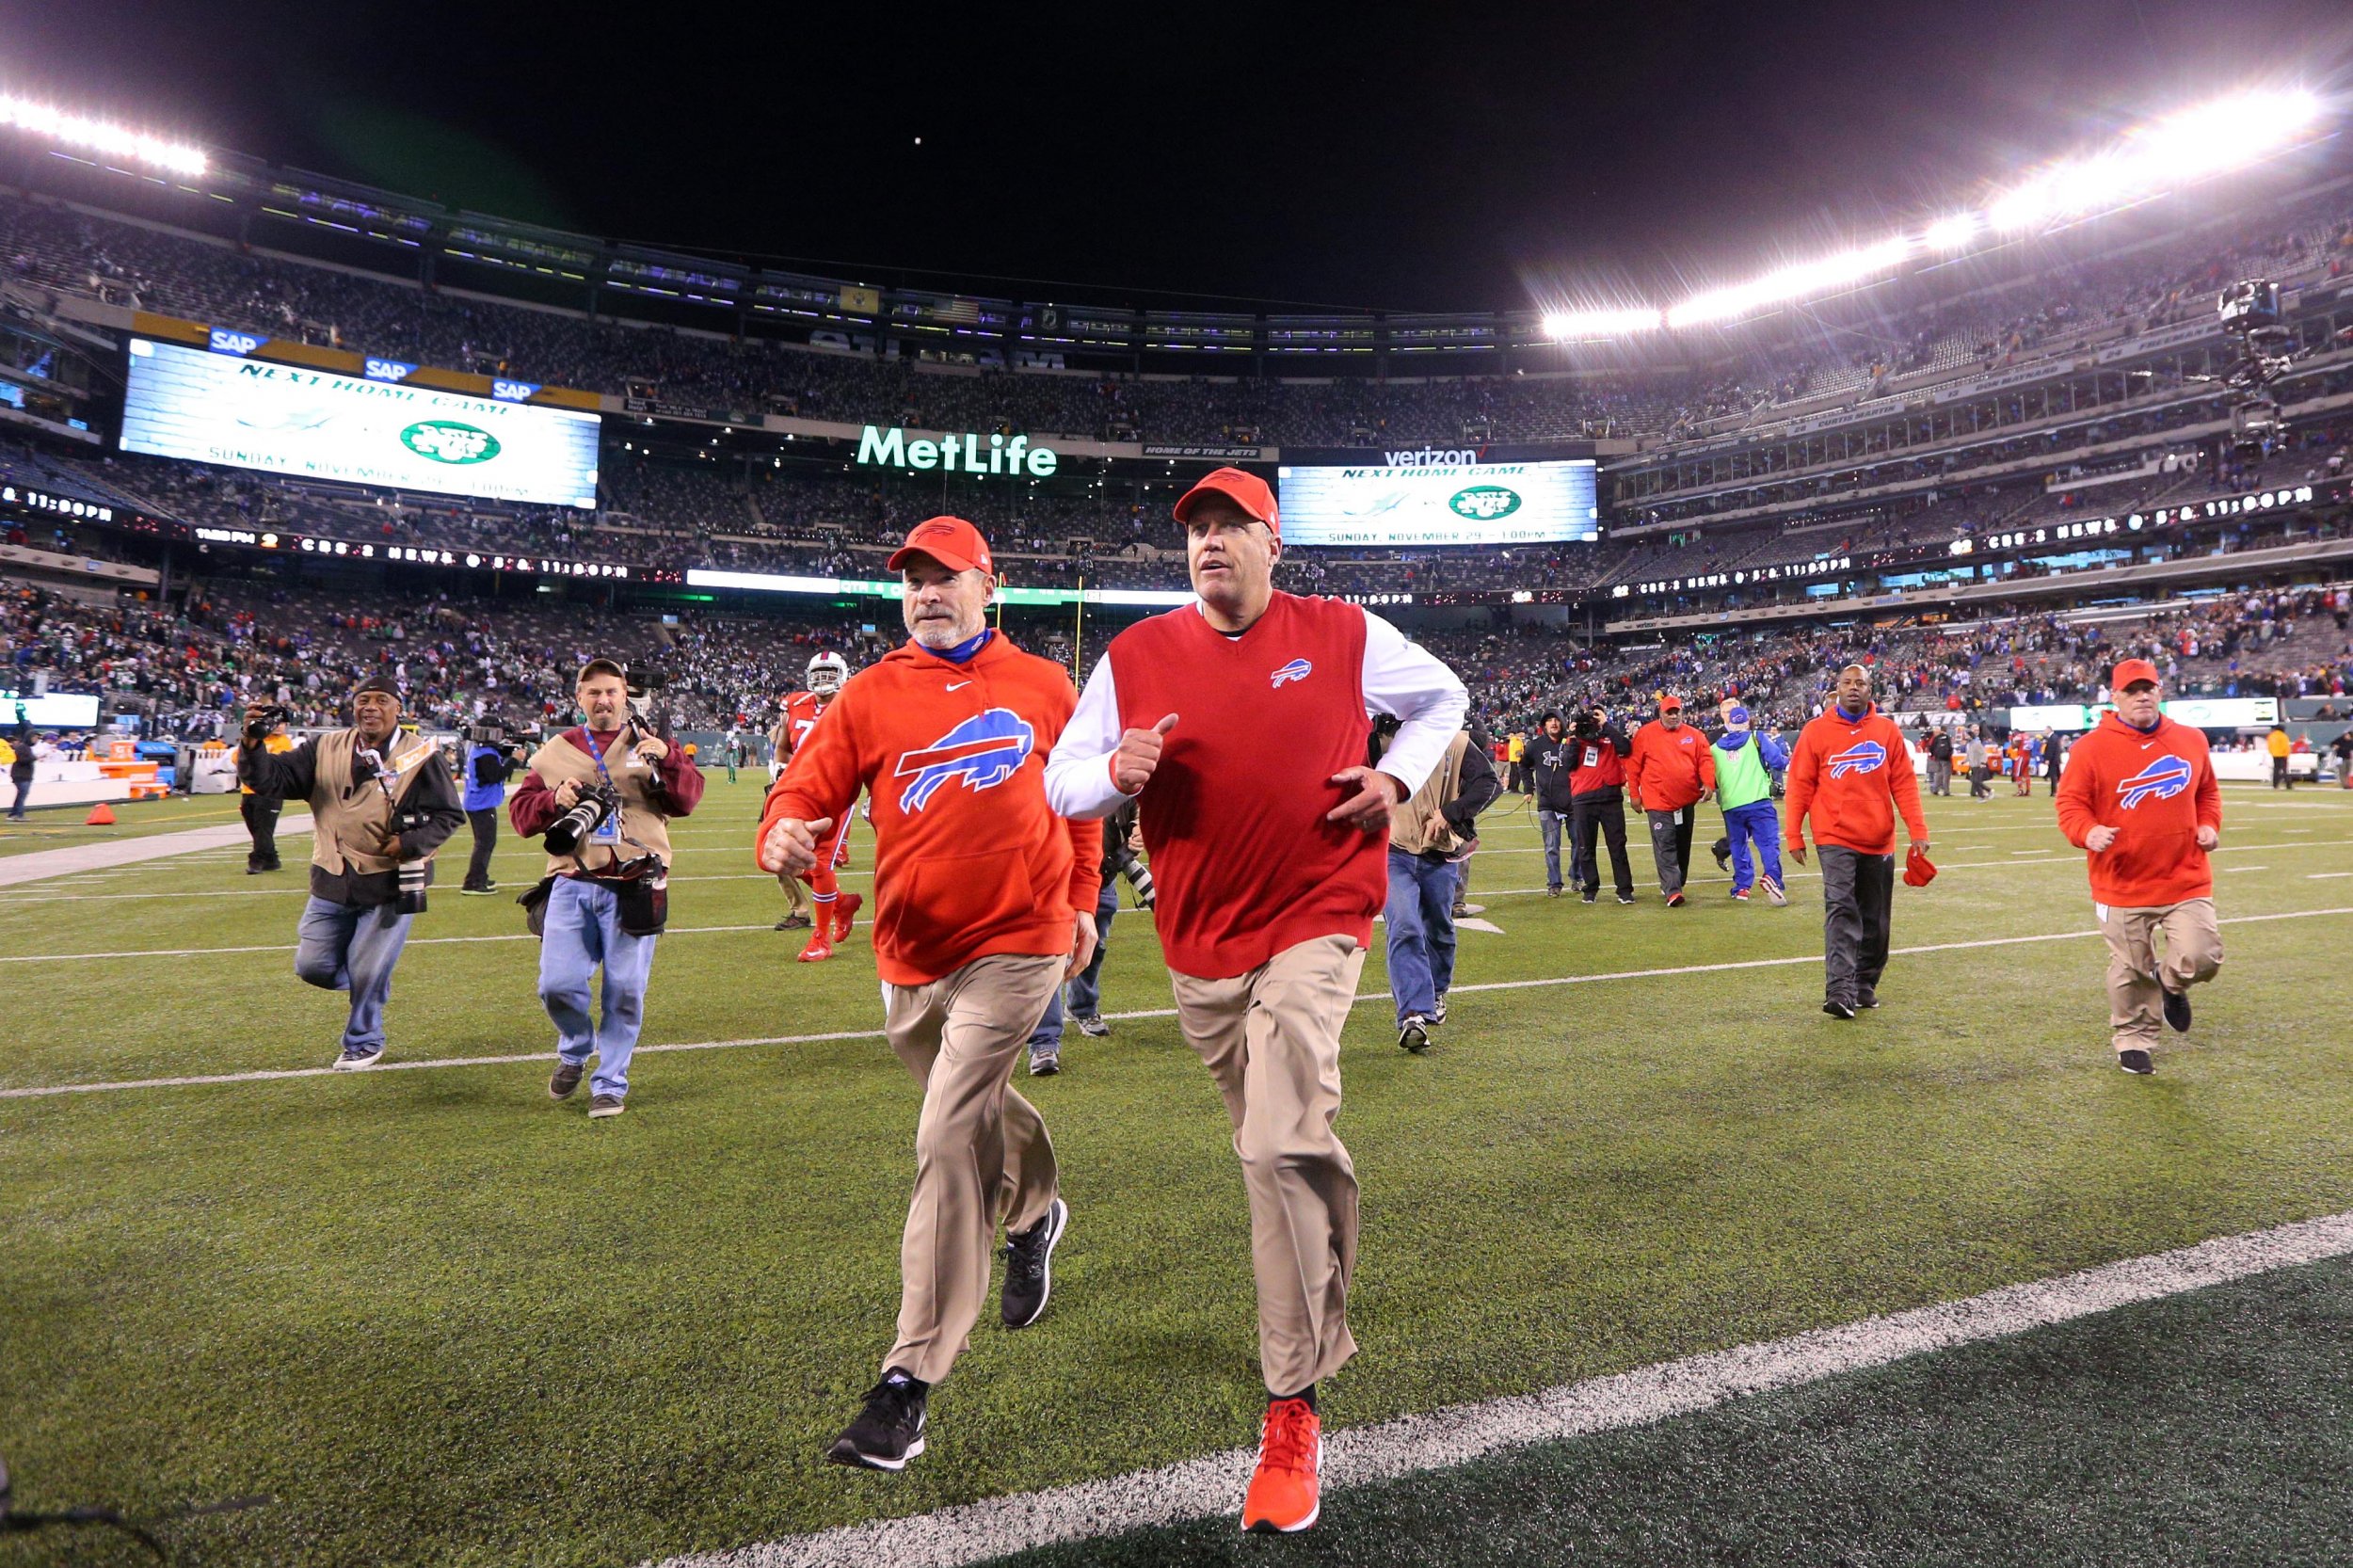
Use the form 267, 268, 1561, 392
585, 722, 662, 870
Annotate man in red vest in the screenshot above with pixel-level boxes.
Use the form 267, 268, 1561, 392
1046, 467, 1466, 1534
2054, 659, 2224, 1074
759, 516, 1102, 1473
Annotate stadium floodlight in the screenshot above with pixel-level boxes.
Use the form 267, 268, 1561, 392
1541, 306, 1665, 340
0, 93, 206, 176
1922, 213, 1979, 251
1987, 87, 2324, 233
1665, 234, 1915, 329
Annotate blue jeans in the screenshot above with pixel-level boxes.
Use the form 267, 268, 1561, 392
295, 895, 415, 1054
1721, 800, 1783, 893
1385, 848, 1458, 1025
1538, 808, 1568, 889
538, 877, 661, 1099
1031, 877, 1120, 1060
7, 776, 27, 819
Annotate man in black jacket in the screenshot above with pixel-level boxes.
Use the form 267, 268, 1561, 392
238, 677, 465, 1069
1927, 727, 1955, 796
1529, 711, 1577, 896
1566, 707, 1636, 904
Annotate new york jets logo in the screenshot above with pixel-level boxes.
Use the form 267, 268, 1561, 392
2116, 754, 2193, 809
1827, 740, 1886, 778
1448, 485, 1522, 521
400, 420, 502, 465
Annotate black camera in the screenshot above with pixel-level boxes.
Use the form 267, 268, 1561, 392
244, 703, 292, 743
544, 781, 623, 857
1573, 709, 1603, 740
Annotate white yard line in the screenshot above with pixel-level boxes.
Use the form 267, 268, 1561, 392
652, 1209, 2353, 1568
8, 905, 2348, 1101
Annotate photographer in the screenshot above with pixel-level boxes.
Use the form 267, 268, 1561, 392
240, 711, 296, 872
460, 725, 521, 895
237, 678, 464, 1070
6, 704, 32, 822
510, 659, 705, 1120
1567, 706, 1637, 904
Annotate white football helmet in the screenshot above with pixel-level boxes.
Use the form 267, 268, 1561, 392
807, 651, 849, 696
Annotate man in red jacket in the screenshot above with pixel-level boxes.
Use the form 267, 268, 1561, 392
1626, 695, 1715, 906
2054, 659, 2223, 1074
1045, 467, 1466, 1534
756, 515, 1101, 1473
1785, 664, 1929, 1018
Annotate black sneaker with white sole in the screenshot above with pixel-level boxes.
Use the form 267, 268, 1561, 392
1615, 892, 1636, 905
826, 1369, 929, 1470
1432, 993, 1448, 1026
1001, 1197, 1068, 1329
333, 1044, 386, 1071
588, 1095, 626, 1119
1823, 1000, 1857, 1020
2119, 1048, 2154, 1075
1581, 888, 1597, 904
1397, 1016, 1432, 1053
549, 1062, 584, 1099
1074, 1015, 1112, 1039
2161, 986, 2192, 1033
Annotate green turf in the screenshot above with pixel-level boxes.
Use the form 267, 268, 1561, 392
3, 779, 2351, 1566
0, 791, 255, 856
987, 1253, 2353, 1567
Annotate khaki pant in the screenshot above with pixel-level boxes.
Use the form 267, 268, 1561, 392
881, 952, 1064, 1384
2097, 898, 2223, 1051
776, 871, 809, 919
1169, 933, 1367, 1396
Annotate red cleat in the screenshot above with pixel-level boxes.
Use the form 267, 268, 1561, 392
797, 930, 834, 963
833, 891, 863, 942
1240, 1397, 1321, 1533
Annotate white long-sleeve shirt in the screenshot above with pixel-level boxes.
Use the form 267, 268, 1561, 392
1045, 602, 1468, 820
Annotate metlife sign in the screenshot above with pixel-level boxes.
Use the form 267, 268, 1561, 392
856, 424, 1058, 476
120, 338, 601, 509
1277, 459, 1600, 546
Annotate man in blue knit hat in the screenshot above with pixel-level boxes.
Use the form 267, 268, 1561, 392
1711, 698, 1789, 904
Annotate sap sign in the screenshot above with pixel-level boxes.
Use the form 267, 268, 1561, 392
492, 379, 540, 403
363, 358, 418, 383
207, 328, 263, 356
856, 424, 1057, 476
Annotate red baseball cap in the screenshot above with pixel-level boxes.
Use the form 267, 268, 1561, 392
2111, 658, 2162, 691
887, 515, 994, 577
1659, 695, 1684, 712
1173, 467, 1279, 536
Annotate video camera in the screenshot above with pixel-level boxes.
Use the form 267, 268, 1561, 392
1572, 708, 1605, 740
243, 704, 292, 743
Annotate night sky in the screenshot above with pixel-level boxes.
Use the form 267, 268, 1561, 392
7, 0, 2350, 312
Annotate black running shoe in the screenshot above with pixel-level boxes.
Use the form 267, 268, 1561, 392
1001, 1197, 1068, 1329
2161, 986, 2192, 1033
1616, 891, 1636, 905
1581, 888, 1598, 904
2119, 1048, 2154, 1075
1823, 1000, 1857, 1020
827, 1369, 929, 1470
1858, 990, 1881, 1009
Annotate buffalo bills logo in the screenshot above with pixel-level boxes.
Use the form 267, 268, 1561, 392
2116, 754, 2193, 809
893, 708, 1035, 812
1828, 740, 1886, 778
1271, 658, 1312, 688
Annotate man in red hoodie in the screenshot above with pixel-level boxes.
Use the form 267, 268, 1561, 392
2054, 659, 2223, 1074
756, 516, 1101, 1474
1785, 664, 1929, 1018
1626, 694, 1715, 906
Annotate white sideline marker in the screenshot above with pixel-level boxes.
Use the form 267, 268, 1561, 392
650, 1208, 2353, 1568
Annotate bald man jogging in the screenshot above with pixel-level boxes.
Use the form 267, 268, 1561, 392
1046, 467, 1466, 1534
759, 516, 1101, 1473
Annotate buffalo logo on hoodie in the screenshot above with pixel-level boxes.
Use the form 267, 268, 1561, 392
894, 708, 1036, 811
2116, 753, 2193, 810
1827, 740, 1887, 779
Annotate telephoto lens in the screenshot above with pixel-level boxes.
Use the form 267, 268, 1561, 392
396, 857, 429, 915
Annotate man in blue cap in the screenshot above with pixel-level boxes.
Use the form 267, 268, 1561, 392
1711, 698, 1789, 904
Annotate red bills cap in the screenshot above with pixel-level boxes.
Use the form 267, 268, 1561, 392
1173, 467, 1279, 536
2111, 658, 2161, 690
887, 515, 995, 577
1659, 695, 1684, 712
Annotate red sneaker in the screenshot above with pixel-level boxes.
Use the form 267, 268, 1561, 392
1240, 1397, 1321, 1533
833, 891, 863, 942
797, 930, 834, 963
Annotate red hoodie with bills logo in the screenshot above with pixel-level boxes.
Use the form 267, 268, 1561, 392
2054, 711, 2221, 906
1783, 702, 1927, 856
760, 633, 1101, 985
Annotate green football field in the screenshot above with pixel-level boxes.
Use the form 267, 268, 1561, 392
4, 778, 2351, 1566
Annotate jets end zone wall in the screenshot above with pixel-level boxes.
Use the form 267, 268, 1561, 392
120, 339, 601, 509
1275, 457, 1600, 547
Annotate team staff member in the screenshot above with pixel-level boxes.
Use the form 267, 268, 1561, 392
238, 678, 464, 1068
511, 660, 705, 1119
1627, 695, 1714, 906
1564, 707, 1636, 904
241, 711, 296, 872
2266, 722, 2293, 789
760, 516, 1099, 1472
1785, 664, 1929, 1018
1711, 701, 1787, 904
460, 726, 518, 895
2055, 660, 2224, 1074
1046, 467, 1466, 1534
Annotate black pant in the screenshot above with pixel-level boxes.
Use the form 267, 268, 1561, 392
1818, 845, 1895, 1006
1644, 805, 1696, 896
464, 807, 499, 888
240, 793, 281, 869
2272, 757, 2291, 790
1569, 790, 1633, 897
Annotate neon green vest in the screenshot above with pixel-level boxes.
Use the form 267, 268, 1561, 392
1712, 736, 1771, 811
